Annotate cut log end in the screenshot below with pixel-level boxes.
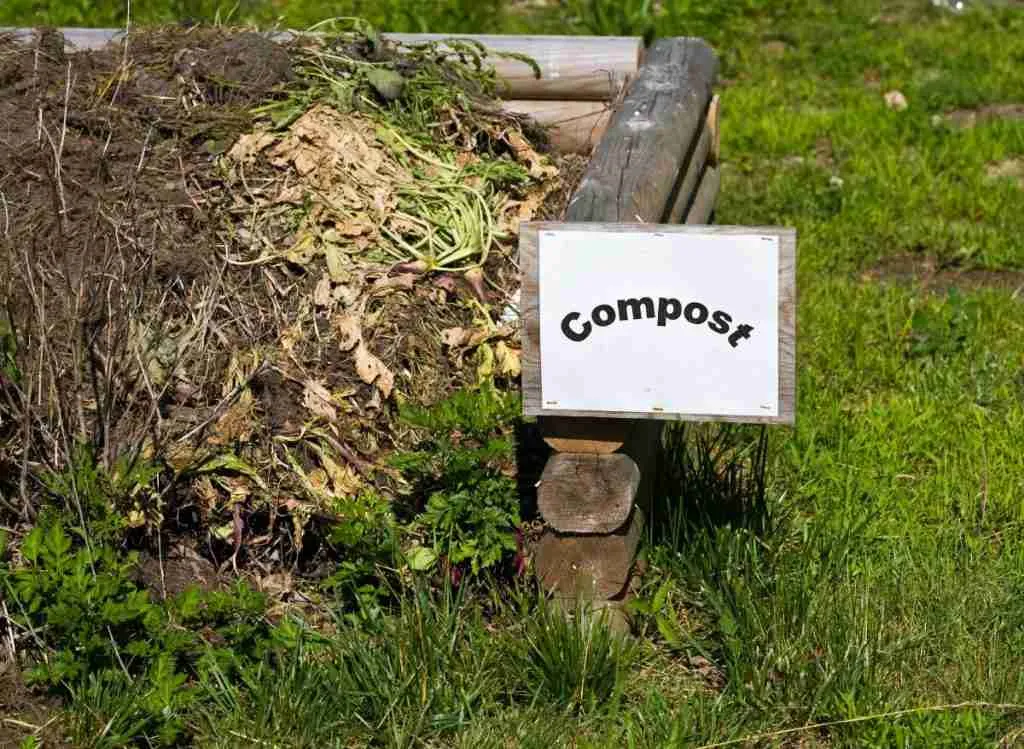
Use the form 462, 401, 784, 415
538, 452, 639, 533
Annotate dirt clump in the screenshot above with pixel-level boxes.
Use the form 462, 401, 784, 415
0, 663, 67, 748
862, 254, 1024, 294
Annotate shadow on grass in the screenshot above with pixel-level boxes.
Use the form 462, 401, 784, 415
649, 423, 771, 550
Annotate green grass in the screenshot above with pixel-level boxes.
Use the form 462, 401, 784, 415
4, 0, 1024, 746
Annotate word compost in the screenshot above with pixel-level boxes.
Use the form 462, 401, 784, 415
559, 295, 754, 347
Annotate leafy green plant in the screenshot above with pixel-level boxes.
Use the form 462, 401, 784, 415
1, 519, 282, 745
394, 385, 521, 575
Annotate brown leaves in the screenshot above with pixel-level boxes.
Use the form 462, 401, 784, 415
355, 342, 394, 398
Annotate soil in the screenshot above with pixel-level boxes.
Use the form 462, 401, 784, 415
0, 663, 67, 748
943, 103, 1024, 128
862, 254, 1024, 293
0, 27, 557, 574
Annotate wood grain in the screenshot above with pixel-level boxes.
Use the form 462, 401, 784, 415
502, 100, 611, 154
4, 28, 641, 101
564, 37, 718, 224
706, 93, 721, 166
538, 453, 639, 533
538, 416, 631, 453
534, 508, 643, 600
665, 124, 711, 224
685, 165, 721, 225
521, 223, 796, 425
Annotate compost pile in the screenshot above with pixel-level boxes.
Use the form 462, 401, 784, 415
0, 27, 563, 571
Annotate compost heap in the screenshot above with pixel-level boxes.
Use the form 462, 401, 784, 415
0, 28, 567, 573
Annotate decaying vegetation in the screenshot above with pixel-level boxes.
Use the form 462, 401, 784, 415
0, 25, 560, 574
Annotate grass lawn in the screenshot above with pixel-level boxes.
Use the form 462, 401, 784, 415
2, 1, 1024, 747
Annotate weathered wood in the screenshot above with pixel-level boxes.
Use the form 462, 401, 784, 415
503, 100, 611, 154
388, 34, 642, 101
538, 453, 639, 533
564, 37, 718, 224
549, 596, 632, 635
665, 124, 711, 224
535, 508, 643, 599
521, 223, 796, 424
685, 165, 721, 225
539, 416, 630, 453
706, 93, 721, 166
4, 28, 642, 102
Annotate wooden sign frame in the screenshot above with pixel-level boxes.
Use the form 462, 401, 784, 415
520, 222, 796, 424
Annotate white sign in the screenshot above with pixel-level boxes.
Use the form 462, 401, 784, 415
520, 224, 796, 423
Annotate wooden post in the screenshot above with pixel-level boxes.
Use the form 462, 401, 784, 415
528, 37, 718, 625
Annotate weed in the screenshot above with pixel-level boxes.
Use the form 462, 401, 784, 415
395, 385, 522, 575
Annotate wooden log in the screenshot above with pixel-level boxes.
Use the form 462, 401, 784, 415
535, 508, 643, 600
565, 37, 718, 224
538, 453, 639, 533
685, 165, 721, 225
706, 93, 721, 166
665, 124, 711, 224
539, 416, 630, 454
522, 37, 719, 421
4, 28, 642, 102
502, 100, 611, 154
549, 596, 632, 636
388, 34, 642, 101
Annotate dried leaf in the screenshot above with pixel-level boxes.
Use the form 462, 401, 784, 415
324, 243, 348, 281
321, 453, 362, 496
355, 342, 394, 398
303, 379, 337, 420
313, 274, 333, 307
442, 327, 471, 347
333, 313, 362, 351
228, 131, 276, 163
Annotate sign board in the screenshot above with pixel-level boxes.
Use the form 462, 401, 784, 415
520, 223, 796, 423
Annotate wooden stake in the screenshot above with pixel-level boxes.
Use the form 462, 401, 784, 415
685, 165, 721, 225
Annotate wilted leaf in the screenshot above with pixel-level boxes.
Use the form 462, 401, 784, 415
355, 342, 395, 398
193, 453, 267, 490
333, 313, 362, 351
494, 341, 521, 377
303, 379, 337, 420
367, 68, 405, 101
324, 243, 348, 282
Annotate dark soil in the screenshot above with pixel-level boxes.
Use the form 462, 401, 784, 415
0, 663, 67, 748
0, 27, 552, 577
863, 254, 1024, 294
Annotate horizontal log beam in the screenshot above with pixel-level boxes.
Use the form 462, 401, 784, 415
538, 453, 639, 533
503, 99, 611, 154
2, 28, 641, 102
